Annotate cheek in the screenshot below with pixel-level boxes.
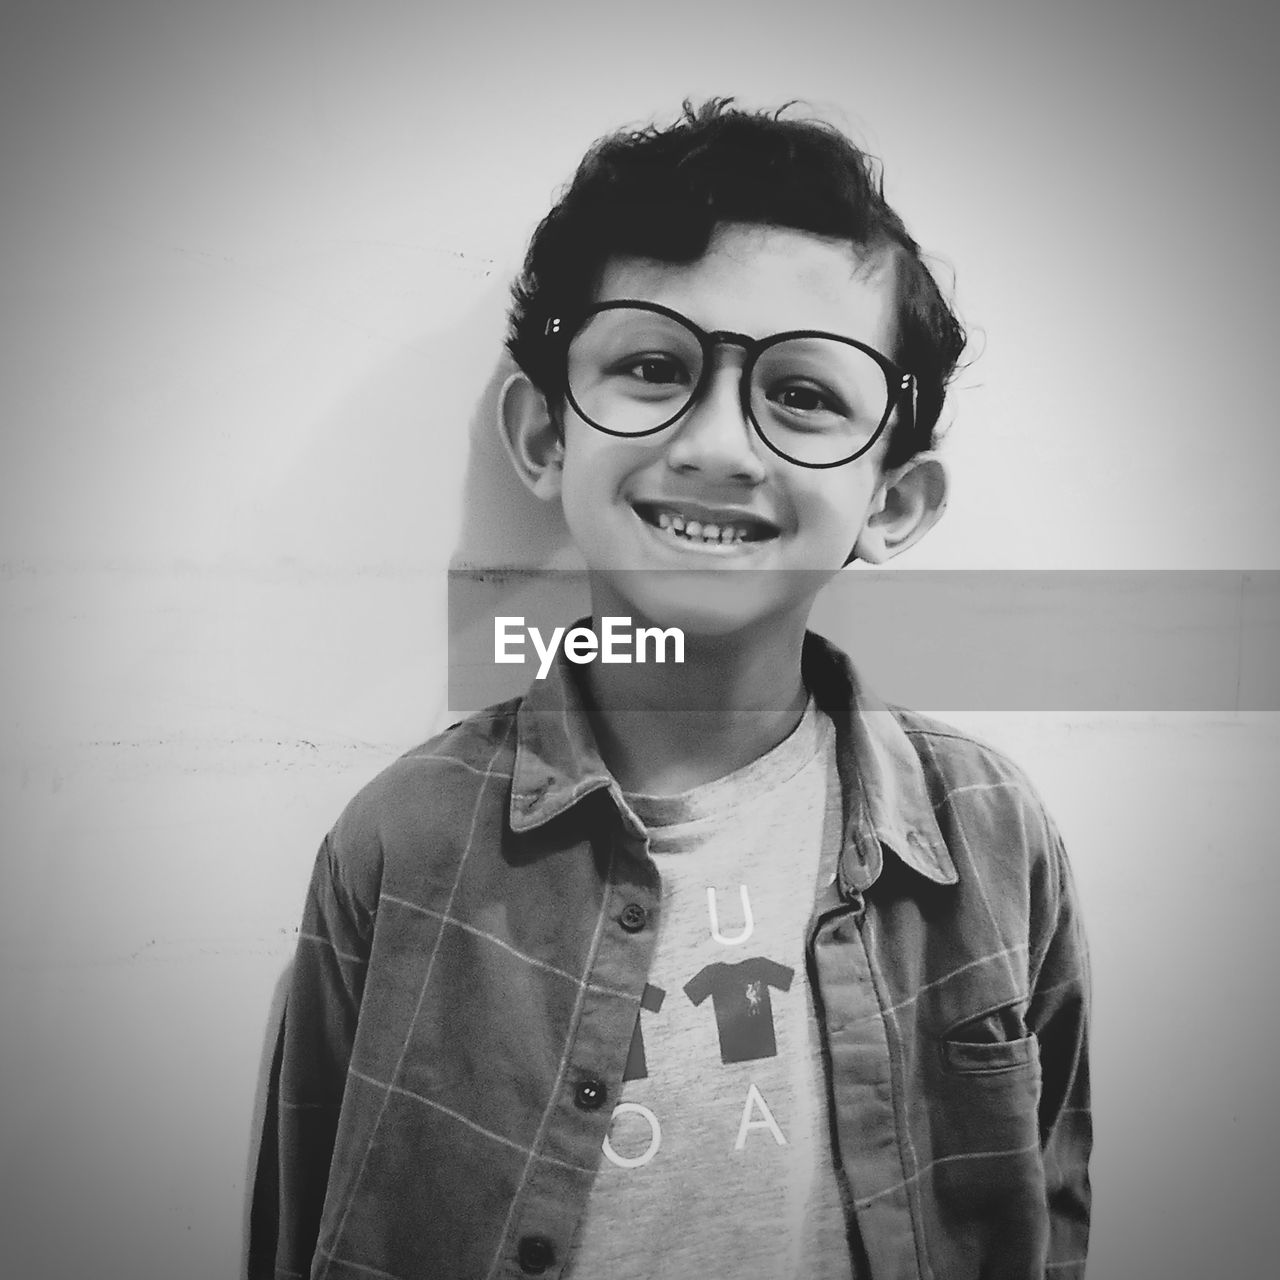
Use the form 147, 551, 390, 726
556, 457, 599, 536
559, 428, 663, 511
797, 477, 877, 546
556, 442, 631, 535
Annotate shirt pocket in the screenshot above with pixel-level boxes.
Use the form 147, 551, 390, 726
924, 1011, 1049, 1275
929, 1002, 1043, 1188
940, 1001, 1038, 1075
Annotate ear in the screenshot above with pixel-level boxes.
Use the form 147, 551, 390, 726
497, 372, 565, 501
852, 452, 949, 564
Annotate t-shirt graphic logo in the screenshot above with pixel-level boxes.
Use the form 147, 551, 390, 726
622, 983, 666, 1082
684, 958, 794, 1063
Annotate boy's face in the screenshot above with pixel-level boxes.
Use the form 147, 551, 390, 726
503, 223, 945, 638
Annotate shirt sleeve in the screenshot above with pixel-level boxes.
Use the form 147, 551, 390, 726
756, 957, 795, 992
683, 962, 722, 1006
1028, 829, 1092, 1277
249, 835, 370, 1279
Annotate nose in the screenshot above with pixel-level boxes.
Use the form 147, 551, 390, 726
663, 357, 767, 484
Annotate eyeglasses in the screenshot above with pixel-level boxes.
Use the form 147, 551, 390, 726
544, 300, 916, 468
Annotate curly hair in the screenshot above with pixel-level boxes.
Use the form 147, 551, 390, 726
505, 98, 967, 467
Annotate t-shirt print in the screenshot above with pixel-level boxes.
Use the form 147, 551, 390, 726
623, 982, 666, 1082
684, 957, 795, 1063
567, 702, 856, 1279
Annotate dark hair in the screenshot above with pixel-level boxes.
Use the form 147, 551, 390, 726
506, 98, 967, 467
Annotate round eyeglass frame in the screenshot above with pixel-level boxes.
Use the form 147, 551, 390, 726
544, 299, 917, 469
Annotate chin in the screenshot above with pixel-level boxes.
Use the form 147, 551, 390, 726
606, 571, 808, 643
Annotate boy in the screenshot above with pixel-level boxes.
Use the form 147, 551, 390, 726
251, 100, 1091, 1280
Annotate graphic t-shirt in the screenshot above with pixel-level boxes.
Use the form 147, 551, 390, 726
566, 700, 857, 1279
685, 956, 794, 1063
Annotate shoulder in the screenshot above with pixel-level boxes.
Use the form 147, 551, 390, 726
889, 706, 1072, 920
323, 696, 523, 910
891, 706, 1050, 808
812, 628, 1062, 858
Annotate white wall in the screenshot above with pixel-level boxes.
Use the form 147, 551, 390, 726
1, 2, 1277, 1277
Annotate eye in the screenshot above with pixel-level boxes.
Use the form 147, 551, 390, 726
767, 379, 850, 421
774, 382, 838, 414
621, 353, 691, 386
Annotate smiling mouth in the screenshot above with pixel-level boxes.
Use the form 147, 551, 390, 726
631, 502, 780, 548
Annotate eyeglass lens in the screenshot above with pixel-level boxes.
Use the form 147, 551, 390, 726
565, 307, 893, 465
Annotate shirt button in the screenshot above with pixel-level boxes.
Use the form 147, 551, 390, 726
517, 1235, 556, 1274
618, 902, 648, 933
574, 1078, 607, 1110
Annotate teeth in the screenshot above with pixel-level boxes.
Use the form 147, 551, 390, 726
648, 508, 749, 545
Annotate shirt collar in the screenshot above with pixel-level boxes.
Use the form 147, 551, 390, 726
509, 650, 634, 836
800, 632, 957, 892
509, 629, 956, 891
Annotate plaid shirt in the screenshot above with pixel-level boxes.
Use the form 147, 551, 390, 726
250, 633, 1091, 1280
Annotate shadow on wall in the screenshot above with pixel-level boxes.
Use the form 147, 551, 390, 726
242, 962, 293, 1279
206, 273, 567, 579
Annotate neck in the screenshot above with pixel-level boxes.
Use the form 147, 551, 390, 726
582, 604, 810, 796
